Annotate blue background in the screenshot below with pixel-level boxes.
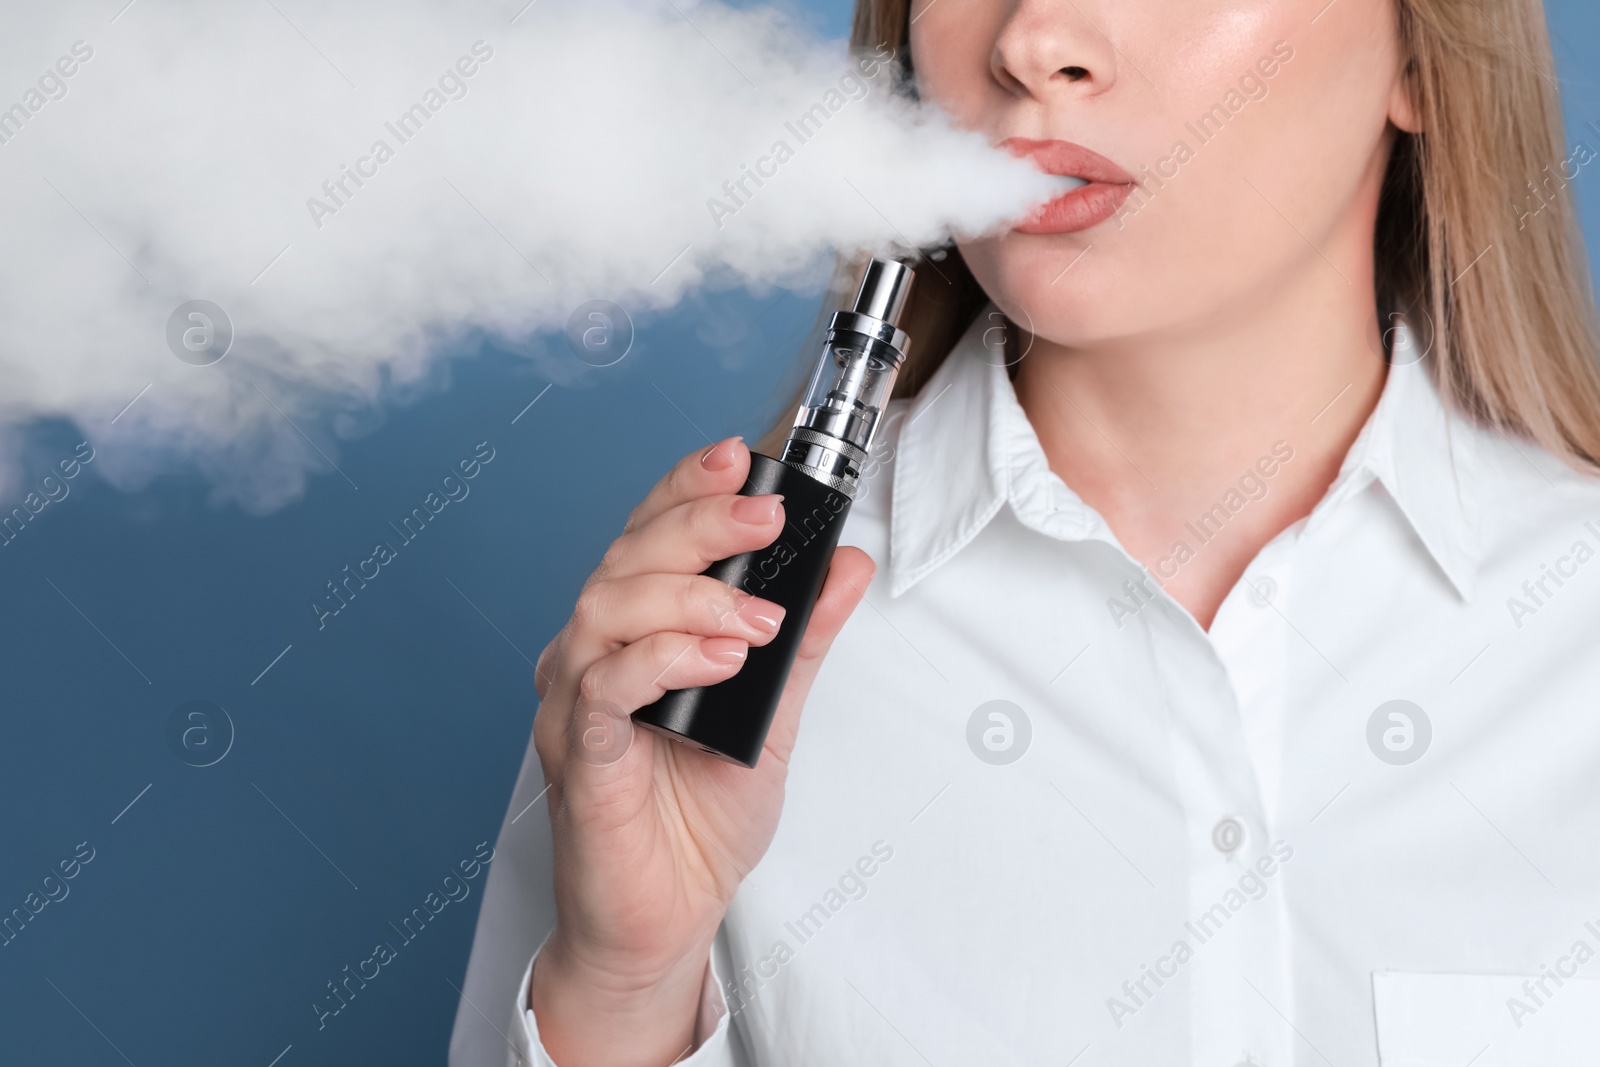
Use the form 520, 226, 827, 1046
4, 0, 1599, 1063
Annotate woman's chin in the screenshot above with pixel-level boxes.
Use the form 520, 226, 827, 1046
964, 248, 1119, 333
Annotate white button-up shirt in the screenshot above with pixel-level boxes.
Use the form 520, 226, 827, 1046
453, 308, 1600, 1067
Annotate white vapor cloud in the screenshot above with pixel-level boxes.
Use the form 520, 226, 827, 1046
0, 0, 1060, 511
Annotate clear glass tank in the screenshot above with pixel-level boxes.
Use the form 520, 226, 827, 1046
780, 258, 915, 492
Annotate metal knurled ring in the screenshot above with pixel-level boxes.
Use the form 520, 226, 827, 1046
786, 426, 868, 465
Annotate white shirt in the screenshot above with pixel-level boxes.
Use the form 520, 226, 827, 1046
452, 308, 1600, 1067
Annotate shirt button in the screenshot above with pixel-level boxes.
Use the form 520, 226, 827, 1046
1212, 817, 1245, 854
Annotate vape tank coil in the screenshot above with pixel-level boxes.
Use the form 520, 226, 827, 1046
778, 258, 916, 498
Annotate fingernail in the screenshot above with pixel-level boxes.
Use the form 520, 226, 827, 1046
731, 493, 782, 525
704, 640, 748, 665
701, 437, 739, 471
736, 596, 785, 635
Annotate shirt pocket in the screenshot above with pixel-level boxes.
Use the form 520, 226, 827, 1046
1373, 971, 1600, 1066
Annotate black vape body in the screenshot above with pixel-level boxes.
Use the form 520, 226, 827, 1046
631, 453, 850, 768
631, 256, 914, 768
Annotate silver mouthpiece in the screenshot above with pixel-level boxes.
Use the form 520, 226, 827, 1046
779, 257, 917, 498
852, 258, 914, 325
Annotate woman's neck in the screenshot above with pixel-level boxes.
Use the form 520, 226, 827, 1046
1011, 261, 1388, 631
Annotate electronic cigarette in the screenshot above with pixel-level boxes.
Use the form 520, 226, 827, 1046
632, 257, 916, 767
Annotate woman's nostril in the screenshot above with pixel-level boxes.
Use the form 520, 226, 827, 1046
1060, 66, 1089, 81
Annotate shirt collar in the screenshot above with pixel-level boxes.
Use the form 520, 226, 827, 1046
887, 308, 1479, 601
1310, 320, 1479, 599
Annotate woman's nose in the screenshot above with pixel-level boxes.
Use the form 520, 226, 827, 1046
990, 0, 1120, 99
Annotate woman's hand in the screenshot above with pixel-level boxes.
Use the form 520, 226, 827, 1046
528, 436, 875, 1067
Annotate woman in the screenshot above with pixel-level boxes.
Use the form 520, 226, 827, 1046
454, 0, 1600, 1064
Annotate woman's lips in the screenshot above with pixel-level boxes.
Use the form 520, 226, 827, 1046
1002, 137, 1136, 235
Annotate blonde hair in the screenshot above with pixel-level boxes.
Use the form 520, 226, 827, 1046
760, 0, 1600, 471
